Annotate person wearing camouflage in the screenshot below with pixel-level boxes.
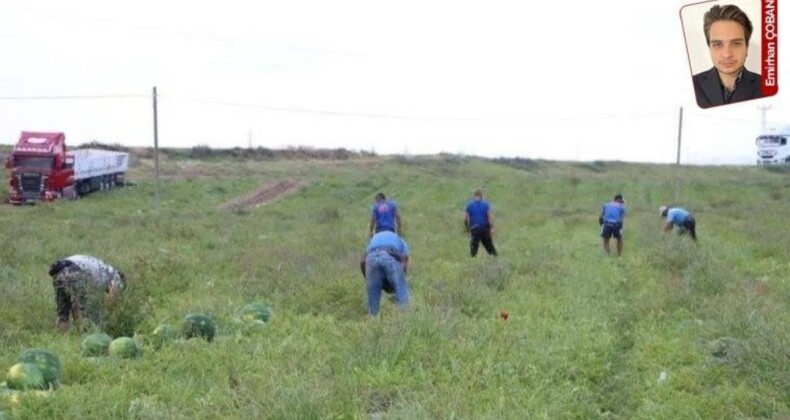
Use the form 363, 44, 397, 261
48, 255, 126, 332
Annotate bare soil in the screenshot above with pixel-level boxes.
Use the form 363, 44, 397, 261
219, 179, 304, 211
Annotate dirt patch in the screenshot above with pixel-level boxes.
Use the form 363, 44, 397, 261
219, 179, 304, 211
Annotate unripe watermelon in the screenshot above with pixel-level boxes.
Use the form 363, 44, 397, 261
239, 303, 272, 323
81, 333, 113, 357
18, 349, 60, 388
5, 363, 45, 391
181, 313, 216, 342
109, 337, 139, 359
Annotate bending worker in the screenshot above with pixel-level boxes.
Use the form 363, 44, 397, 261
49, 254, 126, 332
360, 231, 410, 315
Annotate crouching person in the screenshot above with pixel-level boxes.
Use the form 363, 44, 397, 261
49, 255, 126, 332
361, 231, 410, 315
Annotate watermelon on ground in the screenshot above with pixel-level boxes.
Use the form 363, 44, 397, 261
81, 333, 113, 357
5, 363, 45, 391
109, 337, 139, 359
239, 303, 272, 324
18, 349, 61, 388
181, 313, 216, 342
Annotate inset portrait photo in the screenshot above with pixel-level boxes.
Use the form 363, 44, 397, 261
680, 0, 778, 109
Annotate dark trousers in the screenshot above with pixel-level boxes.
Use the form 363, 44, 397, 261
470, 226, 497, 257
679, 216, 697, 241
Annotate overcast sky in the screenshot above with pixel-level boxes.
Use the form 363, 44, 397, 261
0, 0, 786, 164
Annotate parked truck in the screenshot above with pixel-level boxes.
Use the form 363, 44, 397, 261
756, 125, 790, 165
5, 131, 129, 204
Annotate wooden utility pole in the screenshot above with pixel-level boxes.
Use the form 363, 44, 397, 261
153, 86, 161, 210
675, 107, 683, 201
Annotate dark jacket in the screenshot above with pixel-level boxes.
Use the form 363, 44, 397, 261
692, 66, 763, 109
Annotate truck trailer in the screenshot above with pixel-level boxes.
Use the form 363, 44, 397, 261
5, 131, 129, 204
756, 126, 790, 165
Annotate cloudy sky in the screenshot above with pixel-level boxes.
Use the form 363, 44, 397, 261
0, 0, 786, 164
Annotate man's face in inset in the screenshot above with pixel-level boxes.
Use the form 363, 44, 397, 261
708, 20, 748, 77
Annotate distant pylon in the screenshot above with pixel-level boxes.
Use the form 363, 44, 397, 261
757, 105, 772, 131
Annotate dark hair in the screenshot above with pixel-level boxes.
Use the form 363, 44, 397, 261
375, 192, 386, 201
48, 259, 74, 277
703, 4, 753, 45
614, 194, 623, 201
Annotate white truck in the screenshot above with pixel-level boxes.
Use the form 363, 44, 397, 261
756, 126, 790, 165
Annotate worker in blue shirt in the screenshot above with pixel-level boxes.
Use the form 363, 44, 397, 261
464, 189, 497, 257
360, 231, 410, 315
369, 192, 402, 237
659, 205, 697, 241
599, 194, 627, 256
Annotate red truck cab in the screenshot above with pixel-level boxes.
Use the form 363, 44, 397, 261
6, 132, 75, 204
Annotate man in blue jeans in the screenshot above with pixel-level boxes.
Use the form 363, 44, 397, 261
659, 205, 697, 241
360, 231, 410, 315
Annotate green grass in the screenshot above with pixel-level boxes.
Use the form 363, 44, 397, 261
1, 155, 788, 419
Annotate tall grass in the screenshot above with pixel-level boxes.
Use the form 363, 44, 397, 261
0, 156, 787, 418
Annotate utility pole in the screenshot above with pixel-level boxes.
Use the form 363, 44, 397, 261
757, 105, 772, 131
152, 86, 160, 211
248, 131, 253, 149
676, 106, 683, 165
675, 106, 683, 201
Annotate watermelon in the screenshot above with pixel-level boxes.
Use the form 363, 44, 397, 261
181, 313, 216, 342
81, 333, 113, 357
150, 324, 177, 350
109, 337, 139, 359
5, 363, 45, 391
17, 349, 61, 388
239, 303, 272, 324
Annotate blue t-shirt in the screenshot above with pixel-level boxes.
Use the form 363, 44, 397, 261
366, 231, 409, 256
465, 199, 491, 229
371, 200, 398, 231
666, 208, 690, 226
601, 202, 626, 223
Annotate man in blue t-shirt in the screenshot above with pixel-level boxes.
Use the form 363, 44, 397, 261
369, 192, 402, 237
360, 231, 410, 315
464, 189, 497, 257
659, 205, 697, 241
599, 194, 627, 256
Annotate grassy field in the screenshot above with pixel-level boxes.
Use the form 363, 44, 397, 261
0, 154, 788, 419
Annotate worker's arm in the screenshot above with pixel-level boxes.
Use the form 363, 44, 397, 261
395, 212, 403, 236
463, 211, 470, 232
401, 256, 409, 275
360, 252, 367, 279
662, 221, 674, 234
369, 217, 376, 237
487, 210, 495, 233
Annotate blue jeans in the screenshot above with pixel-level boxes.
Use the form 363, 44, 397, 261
365, 249, 409, 315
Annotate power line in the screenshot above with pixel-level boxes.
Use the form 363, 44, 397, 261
0, 94, 147, 101
0, 91, 674, 123
685, 112, 758, 125
163, 94, 672, 122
